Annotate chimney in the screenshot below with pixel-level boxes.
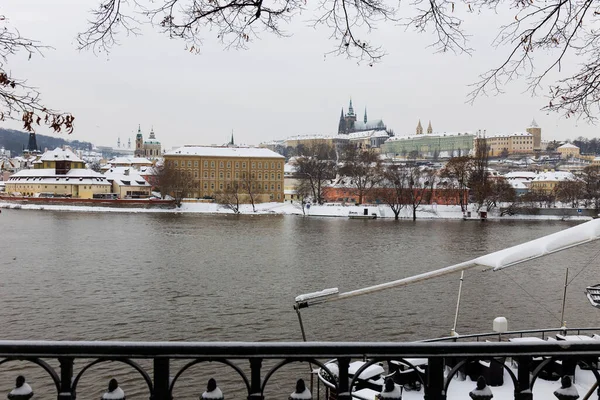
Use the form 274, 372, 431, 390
124, 169, 130, 176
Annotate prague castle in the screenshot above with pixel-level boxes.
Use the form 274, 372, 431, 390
337, 99, 388, 135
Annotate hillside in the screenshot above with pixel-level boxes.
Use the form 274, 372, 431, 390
0, 128, 93, 156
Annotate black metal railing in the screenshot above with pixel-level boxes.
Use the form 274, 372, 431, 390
0, 340, 600, 400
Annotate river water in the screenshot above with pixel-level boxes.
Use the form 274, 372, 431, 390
1, 210, 599, 398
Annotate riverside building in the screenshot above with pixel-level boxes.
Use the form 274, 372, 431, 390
5, 147, 111, 198
163, 146, 285, 202
477, 132, 535, 157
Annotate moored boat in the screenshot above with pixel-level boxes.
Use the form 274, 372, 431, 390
348, 211, 377, 219
295, 219, 600, 399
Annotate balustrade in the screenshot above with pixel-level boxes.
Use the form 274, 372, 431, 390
0, 340, 598, 400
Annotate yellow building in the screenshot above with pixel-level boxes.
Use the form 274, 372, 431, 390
526, 119, 542, 150
529, 171, 577, 194
557, 143, 580, 159
479, 132, 534, 157
163, 146, 285, 202
5, 148, 112, 198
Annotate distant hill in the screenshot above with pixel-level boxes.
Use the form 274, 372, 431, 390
0, 128, 94, 156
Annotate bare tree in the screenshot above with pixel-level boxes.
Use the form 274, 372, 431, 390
0, 17, 73, 133
339, 145, 382, 205
216, 181, 242, 214
405, 162, 438, 221
469, 137, 491, 211
440, 156, 472, 212
555, 179, 584, 208
581, 165, 600, 210
242, 173, 259, 212
485, 177, 517, 212
375, 163, 408, 220
294, 142, 337, 204
156, 162, 194, 206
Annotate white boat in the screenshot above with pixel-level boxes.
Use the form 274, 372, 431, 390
295, 219, 600, 399
348, 210, 377, 219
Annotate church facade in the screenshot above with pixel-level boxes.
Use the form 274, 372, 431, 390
134, 126, 162, 158
337, 99, 388, 135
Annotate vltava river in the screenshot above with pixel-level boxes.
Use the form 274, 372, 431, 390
0, 210, 598, 398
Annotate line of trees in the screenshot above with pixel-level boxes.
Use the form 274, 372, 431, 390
291, 142, 516, 220
520, 166, 600, 210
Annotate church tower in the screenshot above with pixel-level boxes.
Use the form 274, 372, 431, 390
134, 125, 144, 157
343, 99, 357, 133
364, 108, 368, 124
338, 108, 347, 134
416, 120, 423, 135
427, 121, 433, 134
26, 131, 38, 155
526, 119, 542, 151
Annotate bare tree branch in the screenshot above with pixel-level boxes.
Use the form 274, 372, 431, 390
0, 17, 74, 133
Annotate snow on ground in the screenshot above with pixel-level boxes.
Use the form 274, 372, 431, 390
0, 201, 593, 221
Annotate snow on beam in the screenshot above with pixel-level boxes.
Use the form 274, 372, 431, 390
295, 219, 600, 307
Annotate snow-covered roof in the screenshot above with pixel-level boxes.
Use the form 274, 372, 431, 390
109, 157, 153, 165
386, 131, 474, 142
10, 168, 105, 178
558, 143, 579, 149
166, 146, 284, 159
503, 171, 537, 180
8, 168, 111, 185
284, 163, 297, 174
351, 119, 385, 131
347, 130, 390, 139
532, 171, 576, 182
509, 180, 529, 190
40, 147, 83, 163
104, 168, 151, 187
286, 134, 348, 141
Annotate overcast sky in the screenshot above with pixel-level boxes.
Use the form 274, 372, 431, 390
2, 0, 598, 150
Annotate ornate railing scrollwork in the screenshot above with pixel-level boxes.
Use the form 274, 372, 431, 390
0, 340, 598, 400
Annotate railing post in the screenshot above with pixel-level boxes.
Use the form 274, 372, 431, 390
153, 358, 171, 400
424, 357, 445, 400
337, 357, 352, 400
515, 356, 532, 400
248, 358, 264, 400
58, 357, 73, 400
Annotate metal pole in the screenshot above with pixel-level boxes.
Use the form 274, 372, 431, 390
582, 381, 599, 400
294, 305, 308, 342
450, 271, 465, 336
561, 268, 569, 328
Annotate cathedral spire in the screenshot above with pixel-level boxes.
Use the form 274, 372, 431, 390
416, 120, 423, 135
338, 108, 347, 134
427, 120, 433, 134
348, 98, 355, 116
364, 108, 368, 124
149, 126, 156, 140
229, 130, 235, 146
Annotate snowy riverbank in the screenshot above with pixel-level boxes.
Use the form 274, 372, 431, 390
0, 200, 593, 221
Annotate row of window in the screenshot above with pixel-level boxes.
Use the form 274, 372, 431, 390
179, 170, 281, 180
170, 160, 283, 169
9, 185, 109, 190
199, 182, 282, 191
